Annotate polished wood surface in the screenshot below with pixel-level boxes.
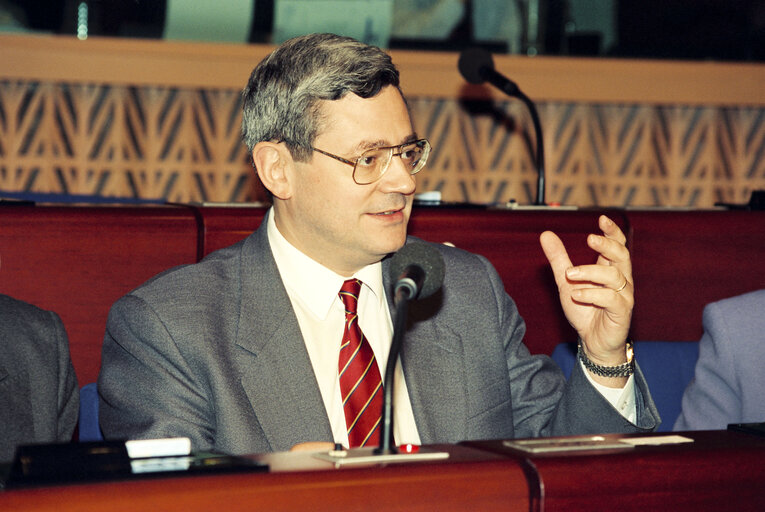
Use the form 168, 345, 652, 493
629, 210, 765, 342
4, 432, 765, 511
0, 445, 529, 512
0, 205, 200, 384
195, 205, 265, 256
465, 430, 765, 511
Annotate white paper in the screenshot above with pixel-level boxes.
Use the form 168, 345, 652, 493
125, 437, 192, 459
618, 435, 694, 446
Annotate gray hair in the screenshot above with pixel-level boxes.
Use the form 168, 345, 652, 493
241, 33, 401, 161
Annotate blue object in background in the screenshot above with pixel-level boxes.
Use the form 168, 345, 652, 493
79, 383, 104, 442
551, 341, 700, 432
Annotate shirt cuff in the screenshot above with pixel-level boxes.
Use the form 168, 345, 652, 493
579, 360, 637, 423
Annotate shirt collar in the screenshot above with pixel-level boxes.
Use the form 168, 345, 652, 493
266, 208, 385, 320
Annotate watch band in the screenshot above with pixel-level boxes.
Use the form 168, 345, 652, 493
577, 339, 635, 378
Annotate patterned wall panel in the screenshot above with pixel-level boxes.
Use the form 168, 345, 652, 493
0, 81, 262, 203
1, 80, 764, 207
413, 98, 765, 206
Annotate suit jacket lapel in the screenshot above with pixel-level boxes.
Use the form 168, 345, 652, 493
382, 248, 468, 444
234, 221, 332, 451
230, 229, 465, 449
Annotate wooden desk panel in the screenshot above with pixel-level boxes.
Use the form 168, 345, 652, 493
4, 205, 762, 385
629, 211, 765, 342
194, 205, 266, 256
0, 205, 199, 384
0, 445, 530, 512
465, 430, 765, 511
5, 432, 765, 511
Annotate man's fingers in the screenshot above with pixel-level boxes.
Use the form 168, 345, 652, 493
540, 230, 573, 288
599, 215, 627, 245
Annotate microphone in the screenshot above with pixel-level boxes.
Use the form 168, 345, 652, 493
389, 241, 445, 304
376, 242, 445, 455
458, 47, 547, 206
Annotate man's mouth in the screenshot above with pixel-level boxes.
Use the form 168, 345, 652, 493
372, 207, 403, 216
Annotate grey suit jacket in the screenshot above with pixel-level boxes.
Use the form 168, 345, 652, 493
0, 295, 79, 462
674, 289, 765, 430
99, 219, 658, 454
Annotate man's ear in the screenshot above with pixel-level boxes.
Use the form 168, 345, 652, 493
252, 142, 293, 200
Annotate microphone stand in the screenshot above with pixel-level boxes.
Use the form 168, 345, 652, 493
482, 68, 546, 206
517, 90, 546, 206
312, 256, 449, 465
375, 287, 410, 455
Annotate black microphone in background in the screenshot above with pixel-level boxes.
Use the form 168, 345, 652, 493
458, 47, 546, 206
376, 242, 445, 455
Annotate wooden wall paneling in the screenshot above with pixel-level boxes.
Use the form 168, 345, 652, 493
715, 106, 765, 204
0, 206, 200, 384
628, 210, 765, 343
2, 34, 764, 207
187, 89, 257, 202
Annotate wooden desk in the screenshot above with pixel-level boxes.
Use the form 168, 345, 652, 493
0, 445, 529, 512
4, 432, 765, 511
465, 430, 765, 511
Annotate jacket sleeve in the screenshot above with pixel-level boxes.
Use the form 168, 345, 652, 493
477, 254, 660, 436
673, 301, 740, 430
50, 310, 79, 442
98, 294, 215, 451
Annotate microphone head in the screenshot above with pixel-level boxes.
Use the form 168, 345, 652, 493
458, 47, 495, 84
389, 242, 445, 300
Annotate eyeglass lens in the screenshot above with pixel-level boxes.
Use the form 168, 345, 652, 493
354, 140, 429, 184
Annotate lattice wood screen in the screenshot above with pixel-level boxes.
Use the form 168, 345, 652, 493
1, 80, 763, 207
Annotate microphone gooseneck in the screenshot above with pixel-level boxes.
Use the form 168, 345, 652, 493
376, 242, 445, 455
458, 47, 546, 206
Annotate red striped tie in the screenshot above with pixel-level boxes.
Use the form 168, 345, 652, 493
338, 279, 383, 448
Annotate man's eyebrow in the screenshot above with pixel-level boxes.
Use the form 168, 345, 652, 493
353, 134, 418, 152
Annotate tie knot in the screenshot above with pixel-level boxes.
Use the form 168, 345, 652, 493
339, 279, 362, 314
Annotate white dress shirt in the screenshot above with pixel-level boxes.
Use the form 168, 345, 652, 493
267, 210, 421, 448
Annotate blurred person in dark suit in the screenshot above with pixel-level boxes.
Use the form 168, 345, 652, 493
0, 294, 79, 462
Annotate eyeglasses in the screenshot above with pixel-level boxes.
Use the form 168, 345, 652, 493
312, 139, 431, 185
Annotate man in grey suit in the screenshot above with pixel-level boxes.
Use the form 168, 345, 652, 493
674, 289, 765, 431
98, 33, 658, 455
0, 294, 79, 462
